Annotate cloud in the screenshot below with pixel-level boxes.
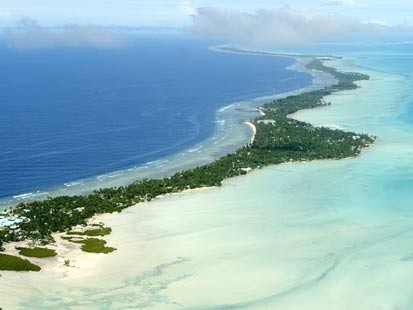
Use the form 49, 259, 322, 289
324, 0, 362, 7
0, 8, 10, 19
179, 0, 197, 16
1, 17, 126, 49
186, 6, 389, 47
367, 19, 390, 27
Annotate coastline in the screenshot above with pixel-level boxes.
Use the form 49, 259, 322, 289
0, 47, 352, 280
2, 44, 412, 310
0, 51, 334, 211
1, 44, 395, 310
245, 121, 256, 145
1, 185, 219, 276
209, 44, 341, 60
0, 50, 376, 275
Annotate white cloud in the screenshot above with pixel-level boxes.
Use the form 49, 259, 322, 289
324, 0, 363, 7
367, 19, 389, 27
186, 6, 388, 47
179, 0, 197, 16
1, 17, 126, 49
0, 8, 10, 19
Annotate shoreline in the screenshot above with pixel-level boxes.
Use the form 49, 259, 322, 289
0, 50, 335, 210
3, 127, 376, 276
0, 48, 377, 276
245, 121, 257, 145
2, 42, 412, 310
209, 44, 341, 60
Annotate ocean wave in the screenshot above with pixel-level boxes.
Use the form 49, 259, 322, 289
0, 44, 326, 210
97, 172, 125, 180
145, 159, 170, 166
32, 191, 48, 197
188, 145, 204, 153
218, 104, 235, 113
315, 124, 343, 130
13, 192, 33, 199
215, 119, 226, 126
108, 173, 123, 178
64, 181, 83, 187
214, 137, 226, 145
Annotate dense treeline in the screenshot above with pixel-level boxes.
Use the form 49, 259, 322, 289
0, 59, 375, 250
306, 59, 370, 91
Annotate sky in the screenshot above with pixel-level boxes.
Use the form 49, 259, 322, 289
0, 0, 412, 27
0, 0, 411, 49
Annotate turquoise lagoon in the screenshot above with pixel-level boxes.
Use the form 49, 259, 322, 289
1, 43, 413, 309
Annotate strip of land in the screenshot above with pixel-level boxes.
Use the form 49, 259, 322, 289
0, 58, 376, 271
211, 45, 341, 60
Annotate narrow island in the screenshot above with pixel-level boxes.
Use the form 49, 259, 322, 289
0, 58, 376, 272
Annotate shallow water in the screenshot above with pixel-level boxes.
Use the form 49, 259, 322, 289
1, 44, 413, 309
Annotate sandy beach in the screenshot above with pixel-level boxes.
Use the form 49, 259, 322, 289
245, 121, 256, 145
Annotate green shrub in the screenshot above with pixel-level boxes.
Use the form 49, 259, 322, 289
0, 253, 41, 271
73, 238, 116, 254
67, 227, 112, 237
17, 247, 57, 258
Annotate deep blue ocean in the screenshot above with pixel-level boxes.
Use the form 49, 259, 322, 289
0, 35, 312, 199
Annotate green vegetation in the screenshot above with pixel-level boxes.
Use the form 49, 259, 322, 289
16, 247, 57, 258
0, 58, 375, 254
0, 253, 41, 272
67, 227, 112, 237
306, 59, 370, 91
72, 238, 116, 254
63, 226, 115, 253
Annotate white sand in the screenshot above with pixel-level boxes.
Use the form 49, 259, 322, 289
245, 121, 257, 144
